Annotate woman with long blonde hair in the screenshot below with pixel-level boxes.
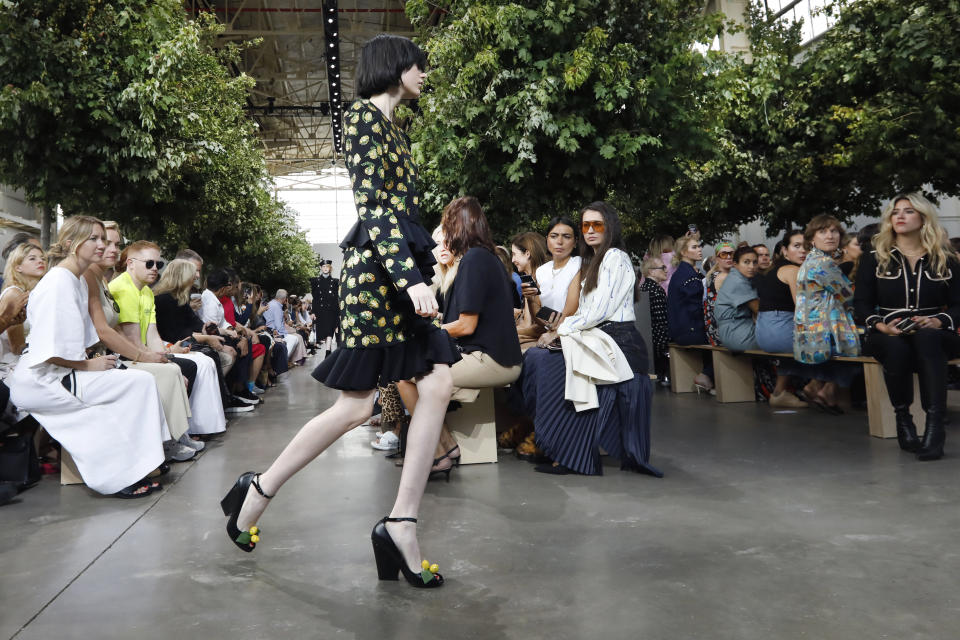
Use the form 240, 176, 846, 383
0, 243, 46, 357
8, 216, 171, 497
854, 193, 960, 461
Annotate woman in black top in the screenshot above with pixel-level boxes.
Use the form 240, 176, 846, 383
399, 197, 522, 477
220, 35, 457, 589
854, 193, 960, 460
755, 230, 810, 408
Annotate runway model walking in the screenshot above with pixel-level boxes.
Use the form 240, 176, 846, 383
221, 34, 458, 588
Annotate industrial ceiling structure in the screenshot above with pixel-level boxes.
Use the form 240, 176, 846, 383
184, 1, 417, 188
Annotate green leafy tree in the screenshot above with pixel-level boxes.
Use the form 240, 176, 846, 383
0, 0, 315, 287
405, 0, 727, 247
672, 0, 960, 236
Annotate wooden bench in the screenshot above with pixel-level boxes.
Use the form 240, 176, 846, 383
669, 343, 960, 440
446, 387, 499, 464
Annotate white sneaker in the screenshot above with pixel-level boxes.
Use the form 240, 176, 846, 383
163, 440, 196, 462
178, 432, 205, 451
371, 431, 400, 451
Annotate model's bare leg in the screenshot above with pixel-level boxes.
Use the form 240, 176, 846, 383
397, 379, 457, 464
385, 364, 452, 571
235, 389, 376, 531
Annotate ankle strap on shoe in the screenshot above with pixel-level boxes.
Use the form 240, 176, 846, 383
384, 517, 417, 523
252, 474, 274, 499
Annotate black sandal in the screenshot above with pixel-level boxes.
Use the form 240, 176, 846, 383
114, 480, 155, 499
371, 517, 444, 588
220, 472, 272, 552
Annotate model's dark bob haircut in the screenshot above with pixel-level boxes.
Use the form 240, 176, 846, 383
357, 34, 427, 99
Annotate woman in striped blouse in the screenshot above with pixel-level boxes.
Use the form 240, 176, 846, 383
519, 202, 662, 477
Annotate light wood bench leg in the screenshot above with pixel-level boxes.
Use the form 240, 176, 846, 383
669, 346, 700, 394
60, 449, 84, 485
447, 388, 498, 464
712, 351, 756, 403
864, 362, 927, 439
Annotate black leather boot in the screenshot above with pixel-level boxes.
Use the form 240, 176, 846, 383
893, 405, 920, 452
917, 408, 945, 461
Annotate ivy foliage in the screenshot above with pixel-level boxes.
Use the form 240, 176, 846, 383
0, 0, 315, 290
405, 0, 727, 247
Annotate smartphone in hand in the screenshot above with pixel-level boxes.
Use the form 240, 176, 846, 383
535, 306, 558, 322
519, 273, 540, 294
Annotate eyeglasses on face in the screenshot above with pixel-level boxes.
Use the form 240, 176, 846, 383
649, 265, 667, 271
130, 257, 165, 270
717, 251, 734, 258
582, 220, 605, 233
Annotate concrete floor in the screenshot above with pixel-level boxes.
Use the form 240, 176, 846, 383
3, 359, 960, 640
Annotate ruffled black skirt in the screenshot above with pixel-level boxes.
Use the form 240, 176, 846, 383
311, 212, 461, 391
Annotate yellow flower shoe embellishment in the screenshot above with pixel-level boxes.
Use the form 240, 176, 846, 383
420, 559, 441, 584
235, 525, 261, 547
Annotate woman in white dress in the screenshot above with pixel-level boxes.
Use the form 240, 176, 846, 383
8, 216, 170, 498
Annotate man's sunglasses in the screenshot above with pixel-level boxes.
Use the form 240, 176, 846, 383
582, 220, 605, 233
130, 257, 165, 270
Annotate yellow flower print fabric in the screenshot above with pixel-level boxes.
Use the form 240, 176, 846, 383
338, 100, 428, 349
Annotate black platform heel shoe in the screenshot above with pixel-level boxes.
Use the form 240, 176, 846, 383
429, 446, 461, 482
220, 471, 272, 552
370, 517, 444, 588
893, 405, 920, 452
917, 408, 946, 461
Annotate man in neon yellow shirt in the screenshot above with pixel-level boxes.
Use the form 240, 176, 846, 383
110, 241, 230, 437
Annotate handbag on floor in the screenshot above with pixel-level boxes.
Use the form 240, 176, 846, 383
0, 415, 41, 491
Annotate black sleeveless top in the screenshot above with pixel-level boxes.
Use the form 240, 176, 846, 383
757, 260, 797, 313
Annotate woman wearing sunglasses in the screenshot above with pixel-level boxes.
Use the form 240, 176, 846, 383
703, 241, 735, 347
519, 202, 662, 477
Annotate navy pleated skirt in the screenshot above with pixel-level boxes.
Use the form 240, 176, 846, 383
520, 346, 662, 477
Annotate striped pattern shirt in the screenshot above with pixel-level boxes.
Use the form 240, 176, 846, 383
558, 248, 636, 335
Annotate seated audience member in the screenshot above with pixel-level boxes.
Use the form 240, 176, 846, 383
83, 223, 200, 461
264, 289, 307, 366
755, 229, 810, 408
794, 215, 861, 413
287, 295, 315, 355
752, 244, 772, 273
855, 193, 960, 460
501, 218, 582, 455
246, 283, 289, 381
704, 241, 734, 346
9, 216, 169, 498
219, 271, 267, 395
847, 223, 880, 286
109, 241, 228, 436
494, 245, 522, 306
0, 233, 41, 289
174, 248, 205, 313
510, 231, 550, 350
521, 202, 662, 477
647, 234, 675, 294
638, 255, 669, 385
202, 268, 260, 401
839, 232, 863, 277
0, 243, 46, 364
715, 246, 760, 351
531, 217, 582, 343
238, 283, 281, 387
153, 261, 254, 415
667, 232, 713, 390
398, 197, 522, 478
